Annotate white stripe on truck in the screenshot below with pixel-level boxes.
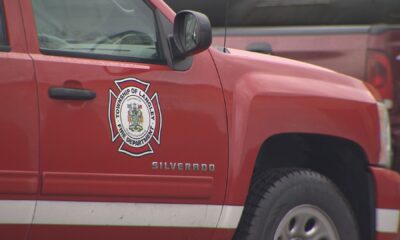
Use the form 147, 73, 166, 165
33, 201, 223, 228
0, 200, 36, 224
376, 208, 400, 233
0, 200, 398, 233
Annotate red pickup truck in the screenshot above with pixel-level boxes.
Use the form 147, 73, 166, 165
0, 0, 399, 240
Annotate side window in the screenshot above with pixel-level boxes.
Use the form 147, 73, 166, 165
0, 1, 9, 50
32, 0, 163, 63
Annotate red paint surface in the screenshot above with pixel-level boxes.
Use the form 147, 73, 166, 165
0, 171, 38, 194
149, 0, 175, 22
376, 232, 400, 240
0, 0, 39, 200
29, 52, 228, 204
3, 0, 28, 53
372, 167, 400, 209
42, 172, 214, 199
19, 0, 228, 206
0, 225, 30, 240
28, 226, 216, 240
214, 26, 400, 173
212, 229, 236, 240
209, 47, 380, 204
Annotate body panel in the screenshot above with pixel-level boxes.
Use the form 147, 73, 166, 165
372, 167, 400, 209
0, 1, 38, 239
0, 0, 38, 196
28, 226, 216, 240
376, 233, 400, 240
19, 0, 228, 239
213, 25, 400, 172
25, 52, 228, 204
372, 167, 400, 239
209, 47, 380, 204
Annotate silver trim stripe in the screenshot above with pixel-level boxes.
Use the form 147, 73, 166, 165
0, 200, 242, 229
217, 206, 244, 229
0, 200, 35, 224
0, 200, 398, 233
376, 208, 400, 233
34, 201, 223, 228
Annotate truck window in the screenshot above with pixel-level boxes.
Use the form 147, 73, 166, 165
31, 0, 163, 63
0, 1, 9, 51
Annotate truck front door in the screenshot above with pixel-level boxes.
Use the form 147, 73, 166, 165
21, 0, 228, 239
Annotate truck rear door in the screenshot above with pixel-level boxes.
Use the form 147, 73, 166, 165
0, 0, 38, 239
20, 0, 228, 239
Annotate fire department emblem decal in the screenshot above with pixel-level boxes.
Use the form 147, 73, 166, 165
108, 78, 162, 157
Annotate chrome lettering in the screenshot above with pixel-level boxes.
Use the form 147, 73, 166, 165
151, 162, 216, 172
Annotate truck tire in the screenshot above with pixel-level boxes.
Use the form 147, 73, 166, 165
234, 168, 359, 240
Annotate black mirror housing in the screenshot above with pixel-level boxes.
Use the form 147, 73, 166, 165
169, 10, 212, 60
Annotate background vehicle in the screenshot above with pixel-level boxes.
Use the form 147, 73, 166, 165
0, 0, 398, 240
167, 0, 400, 27
167, 0, 400, 172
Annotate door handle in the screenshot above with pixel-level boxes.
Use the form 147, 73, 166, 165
49, 87, 96, 100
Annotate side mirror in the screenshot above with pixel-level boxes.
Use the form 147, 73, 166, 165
169, 10, 212, 60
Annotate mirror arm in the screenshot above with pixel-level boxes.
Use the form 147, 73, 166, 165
168, 35, 185, 60
167, 35, 193, 71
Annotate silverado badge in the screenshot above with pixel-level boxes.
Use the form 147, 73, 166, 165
108, 78, 162, 157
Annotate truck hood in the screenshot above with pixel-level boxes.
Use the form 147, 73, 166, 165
209, 47, 377, 104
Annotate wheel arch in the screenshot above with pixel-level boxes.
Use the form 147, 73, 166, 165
247, 133, 375, 240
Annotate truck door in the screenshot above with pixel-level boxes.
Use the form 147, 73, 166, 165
0, 0, 38, 239
20, 0, 228, 239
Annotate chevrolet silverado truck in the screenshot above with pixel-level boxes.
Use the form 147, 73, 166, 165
167, 0, 400, 173
0, 0, 399, 240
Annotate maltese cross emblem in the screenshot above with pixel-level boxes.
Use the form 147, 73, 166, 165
108, 78, 162, 157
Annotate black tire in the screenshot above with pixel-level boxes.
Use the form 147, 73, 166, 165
234, 168, 359, 240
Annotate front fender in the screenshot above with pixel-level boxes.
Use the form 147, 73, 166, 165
209, 48, 380, 204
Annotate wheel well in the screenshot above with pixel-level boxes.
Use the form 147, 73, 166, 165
252, 133, 375, 240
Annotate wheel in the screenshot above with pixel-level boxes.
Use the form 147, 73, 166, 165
234, 169, 359, 240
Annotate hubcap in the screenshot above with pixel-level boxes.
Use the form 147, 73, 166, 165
273, 204, 339, 240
